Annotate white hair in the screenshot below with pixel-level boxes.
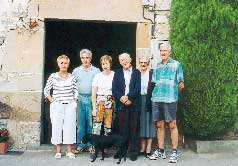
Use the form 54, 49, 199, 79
80, 49, 92, 58
139, 55, 150, 64
118, 53, 131, 61
160, 42, 171, 52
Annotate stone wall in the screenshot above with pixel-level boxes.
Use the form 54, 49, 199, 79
0, 0, 171, 150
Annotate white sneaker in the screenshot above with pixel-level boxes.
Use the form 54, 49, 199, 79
149, 149, 166, 160
169, 151, 178, 163
66, 152, 75, 159
54, 153, 61, 159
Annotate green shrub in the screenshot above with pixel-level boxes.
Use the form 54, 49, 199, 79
170, 0, 238, 140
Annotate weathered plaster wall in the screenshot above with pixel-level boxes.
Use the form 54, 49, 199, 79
0, 0, 44, 150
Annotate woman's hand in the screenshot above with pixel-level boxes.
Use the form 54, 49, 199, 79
47, 96, 54, 103
92, 109, 97, 117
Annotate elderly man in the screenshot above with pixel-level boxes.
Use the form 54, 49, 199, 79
72, 49, 100, 153
112, 53, 141, 161
148, 43, 184, 163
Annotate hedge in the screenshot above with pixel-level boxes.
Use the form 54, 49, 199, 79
170, 0, 238, 140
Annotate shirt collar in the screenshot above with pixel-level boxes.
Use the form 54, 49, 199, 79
123, 66, 132, 73
159, 58, 172, 65
79, 64, 93, 71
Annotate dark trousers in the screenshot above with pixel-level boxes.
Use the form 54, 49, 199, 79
117, 108, 140, 155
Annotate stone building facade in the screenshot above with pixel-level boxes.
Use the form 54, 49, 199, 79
0, 0, 171, 150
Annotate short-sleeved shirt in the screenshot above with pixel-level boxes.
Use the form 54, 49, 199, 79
92, 71, 115, 95
72, 65, 100, 94
151, 58, 184, 103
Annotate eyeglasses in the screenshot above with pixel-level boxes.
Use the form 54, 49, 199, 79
140, 62, 147, 64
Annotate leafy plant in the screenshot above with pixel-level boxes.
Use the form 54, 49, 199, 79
170, 0, 238, 140
0, 128, 9, 143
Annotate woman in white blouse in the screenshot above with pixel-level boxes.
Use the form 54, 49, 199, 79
44, 55, 78, 159
91, 55, 115, 159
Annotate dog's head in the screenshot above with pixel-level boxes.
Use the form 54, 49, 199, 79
82, 133, 92, 144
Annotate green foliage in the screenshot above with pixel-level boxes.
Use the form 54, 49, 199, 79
170, 0, 238, 140
0, 128, 9, 143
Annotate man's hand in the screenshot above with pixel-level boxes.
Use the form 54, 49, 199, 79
125, 99, 132, 106
178, 82, 184, 92
120, 96, 127, 103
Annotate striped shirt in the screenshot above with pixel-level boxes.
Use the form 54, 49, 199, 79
151, 58, 184, 103
44, 73, 78, 103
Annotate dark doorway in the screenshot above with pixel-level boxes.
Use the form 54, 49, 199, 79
41, 19, 137, 144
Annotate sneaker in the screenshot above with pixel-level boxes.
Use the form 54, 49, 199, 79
169, 151, 178, 163
149, 149, 166, 160
66, 152, 75, 159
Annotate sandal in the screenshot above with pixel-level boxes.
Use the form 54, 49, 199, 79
54, 153, 62, 159
66, 152, 75, 159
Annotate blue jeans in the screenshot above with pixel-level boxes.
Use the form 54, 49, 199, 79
77, 94, 92, 148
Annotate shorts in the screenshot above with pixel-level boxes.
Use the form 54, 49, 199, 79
152, 102, 177, 122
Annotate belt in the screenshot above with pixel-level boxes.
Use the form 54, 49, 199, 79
79, 93, 91, 97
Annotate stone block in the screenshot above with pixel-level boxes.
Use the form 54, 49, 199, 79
39, 0, 144, 22
154, 23, 169, 40
7, 120, 41, 150
136, 23, 150, 48
156, 0, 171, 10
0, 92, 42, 121
0, 72, 43, 91
187, 139, 238, 153
2, 30, 44, 73
154, 11, 170, 40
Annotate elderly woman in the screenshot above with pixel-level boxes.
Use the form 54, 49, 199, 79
139, 56, 156, 158
91, 55, 115, 158
44, 55, 78, 159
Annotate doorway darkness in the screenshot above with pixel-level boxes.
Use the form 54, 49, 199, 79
41, 19, 137, 144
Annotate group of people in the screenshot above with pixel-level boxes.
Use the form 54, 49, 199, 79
43, 42, 184, 163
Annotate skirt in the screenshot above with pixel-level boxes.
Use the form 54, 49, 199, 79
140, 95, 156, 138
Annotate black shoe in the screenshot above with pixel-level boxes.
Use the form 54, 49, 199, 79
114, 153, 119, 159
129, 154, 137, 161
139, 152, 146, 156
145, 152, 151, 158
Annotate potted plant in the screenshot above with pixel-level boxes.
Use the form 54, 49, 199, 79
0, 128, 9, 154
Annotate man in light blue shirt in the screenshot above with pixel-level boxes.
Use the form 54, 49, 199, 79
72, 49, 100, 153
149, 43, 184, 163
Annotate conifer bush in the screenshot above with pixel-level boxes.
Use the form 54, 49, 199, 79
170, 0, 238, 140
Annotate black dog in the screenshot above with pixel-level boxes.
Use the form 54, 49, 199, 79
82, 133, 127, 164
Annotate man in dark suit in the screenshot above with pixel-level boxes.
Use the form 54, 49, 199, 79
112, 53, 141, 161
